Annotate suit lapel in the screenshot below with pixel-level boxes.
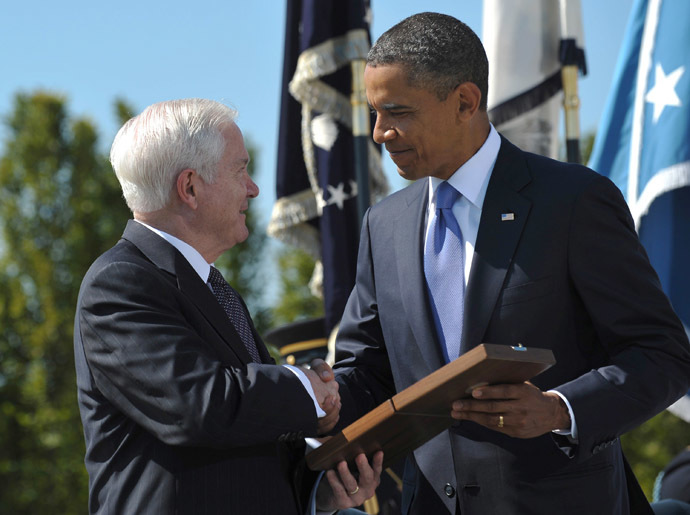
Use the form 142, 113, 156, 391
122, 221, 255, 364
395, 181, 447, 372
462, 138, 532, 351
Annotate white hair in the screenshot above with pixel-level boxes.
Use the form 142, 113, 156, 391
110, 98, 238, 213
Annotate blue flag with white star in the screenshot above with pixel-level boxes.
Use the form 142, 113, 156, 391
588, 0, 690, 422
268, 0, 386, 333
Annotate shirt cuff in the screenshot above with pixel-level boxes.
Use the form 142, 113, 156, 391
548, 389, 578, 440
305, 470, 335, 515
284, 365, 326, 418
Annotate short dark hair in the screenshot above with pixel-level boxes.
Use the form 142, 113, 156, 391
367, 12, 489, 109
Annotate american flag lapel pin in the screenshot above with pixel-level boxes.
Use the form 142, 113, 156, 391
501, 212, 515, 221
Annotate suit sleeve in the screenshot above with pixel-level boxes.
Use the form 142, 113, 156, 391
77, 259, 319, 448
332, 208, 397, 430
556, 175, 690, 459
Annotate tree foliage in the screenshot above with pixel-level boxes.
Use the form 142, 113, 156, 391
0, 91, 131, 513
623, 411, 689, 499
271, 245, 324, 328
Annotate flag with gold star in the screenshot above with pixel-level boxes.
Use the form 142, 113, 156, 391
588, 0, 690, 422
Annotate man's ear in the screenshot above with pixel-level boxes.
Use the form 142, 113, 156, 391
454, 82, 482, 120
176, 168, 200, 209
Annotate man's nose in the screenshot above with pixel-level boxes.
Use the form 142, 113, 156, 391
372, 117, 395, 144
247, 177, 259, 198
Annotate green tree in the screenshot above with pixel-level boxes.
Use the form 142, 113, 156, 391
0, 91, 130, 513
263, 245, 325, 364
271, 245, 324, 328
622, 411, 689, 499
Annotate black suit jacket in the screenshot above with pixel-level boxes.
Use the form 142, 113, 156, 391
333, 136, 690, 514
74, 221, 318, 514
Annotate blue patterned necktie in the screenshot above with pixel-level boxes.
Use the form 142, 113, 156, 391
208, 267, 262, 363
424, 182, 465, 362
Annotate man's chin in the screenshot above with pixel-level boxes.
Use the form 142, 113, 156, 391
396, 166, 421, 182
227, 227, 250, 250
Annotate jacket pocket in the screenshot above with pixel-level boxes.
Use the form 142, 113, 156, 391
499, 276, 554, 306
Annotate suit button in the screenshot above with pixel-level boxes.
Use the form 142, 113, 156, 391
444, 483, 456, 498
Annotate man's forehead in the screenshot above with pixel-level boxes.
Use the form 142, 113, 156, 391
221, 124, 250, 164
364, 62, 408, 79
365, 69, 437, 110
230, 150, 250, 166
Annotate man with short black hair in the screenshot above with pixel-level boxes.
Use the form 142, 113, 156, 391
330, 13, 690, 514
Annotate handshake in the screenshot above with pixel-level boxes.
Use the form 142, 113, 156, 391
300, 358, 384, 511
302, 358, 342, 435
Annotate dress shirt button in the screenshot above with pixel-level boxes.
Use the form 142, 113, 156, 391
444, 483, 456, 498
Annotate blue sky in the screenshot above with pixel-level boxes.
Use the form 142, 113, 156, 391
1, 0, 633, 231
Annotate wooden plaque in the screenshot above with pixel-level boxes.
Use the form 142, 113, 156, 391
306, 343, 555, 471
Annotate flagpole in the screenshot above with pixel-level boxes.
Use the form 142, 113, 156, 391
560, 41, 582, 164
559, 0, 587, 164
351, 59, 370, 229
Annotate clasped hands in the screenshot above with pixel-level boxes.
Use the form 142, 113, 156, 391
450, 381, 571, 438
303, 359, 383, 511
302, 358, 341, 435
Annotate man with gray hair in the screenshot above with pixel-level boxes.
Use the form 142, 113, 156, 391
328, 12, 690, 515
74, 98, 381, 514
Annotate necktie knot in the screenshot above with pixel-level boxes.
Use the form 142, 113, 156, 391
208, 266, 226, 290
436, 181, 460, 210
431, 182, 463, 250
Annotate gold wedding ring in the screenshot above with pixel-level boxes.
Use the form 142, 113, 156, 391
349, 486, 360, 495
498, 415, 504, 428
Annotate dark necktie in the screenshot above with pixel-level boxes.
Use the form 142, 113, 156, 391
208, 266, 262, 363
424, 181, 465, 362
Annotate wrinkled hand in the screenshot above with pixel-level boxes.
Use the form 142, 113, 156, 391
450, 381, 570, 438
303, 358, 340, 434
315, 451, 384, 511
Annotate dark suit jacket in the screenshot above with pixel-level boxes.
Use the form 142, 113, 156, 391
74, 221, 318, 514
333, 136, 690, 514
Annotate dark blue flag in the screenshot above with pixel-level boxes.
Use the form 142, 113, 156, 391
588, 0, 690, 422
268, 0, 386, 334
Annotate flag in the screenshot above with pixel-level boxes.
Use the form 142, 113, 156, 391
588, 0, 690, 422
268, 0, 387, 333
483, 0, 586, 159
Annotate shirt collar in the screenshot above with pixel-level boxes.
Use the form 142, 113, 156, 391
134, 220, 212, 282
428, 124, 501, 208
